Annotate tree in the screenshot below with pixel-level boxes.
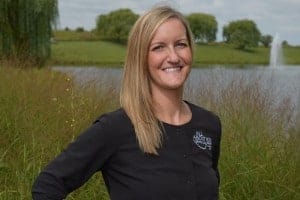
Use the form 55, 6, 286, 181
223, 19, 261, 50
96, 9, 138, 43
222, 25, 230, 43
186, 13, 217, 43
260, 34, 273, 48
282, 40, 289, 47
0, 0, 58, 67
75, 27, 85, 32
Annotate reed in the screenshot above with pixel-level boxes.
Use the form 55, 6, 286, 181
185, 69, 299, 199
0, 67, 117, 199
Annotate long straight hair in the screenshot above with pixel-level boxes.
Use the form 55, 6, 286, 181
120, 5, 194, 155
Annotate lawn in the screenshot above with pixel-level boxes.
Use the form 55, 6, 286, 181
50, 30, 300, 66
51, 40, 300, 67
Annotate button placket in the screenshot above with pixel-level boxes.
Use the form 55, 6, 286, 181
177, 127, 189, 160
175, 127, 184, 135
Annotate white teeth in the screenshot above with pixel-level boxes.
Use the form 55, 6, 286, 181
163, 66, 181, 72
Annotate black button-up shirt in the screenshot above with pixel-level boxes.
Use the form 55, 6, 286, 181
32, 102, 221, 200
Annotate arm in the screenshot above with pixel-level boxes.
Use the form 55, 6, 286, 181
212, 116, 222, 185
32, 116, 115, 199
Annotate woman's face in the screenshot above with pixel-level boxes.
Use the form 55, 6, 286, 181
147, 18, 192, 93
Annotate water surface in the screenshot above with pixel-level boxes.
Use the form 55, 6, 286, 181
53, 65, 300, 124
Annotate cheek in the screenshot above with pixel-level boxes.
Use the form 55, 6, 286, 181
183, 50, 193, 65
147, 54, 154, 69
147, 54, 156, 77
148, 53, 162, 69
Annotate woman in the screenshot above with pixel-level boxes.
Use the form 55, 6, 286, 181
32, 5, 221, 200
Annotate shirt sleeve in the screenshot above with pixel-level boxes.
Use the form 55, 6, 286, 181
32, 116, 116, 199
212, 116, 222, 185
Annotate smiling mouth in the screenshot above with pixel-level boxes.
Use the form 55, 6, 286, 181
162, 65, 183, 72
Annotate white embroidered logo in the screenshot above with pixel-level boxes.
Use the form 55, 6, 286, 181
193, 131, 212, 150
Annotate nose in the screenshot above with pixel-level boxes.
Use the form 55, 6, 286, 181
167, 48, 180, 64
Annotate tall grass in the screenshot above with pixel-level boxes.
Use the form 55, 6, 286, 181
186, 69, 299, 199
0, 67, 117, 199
0, 67, 299, 199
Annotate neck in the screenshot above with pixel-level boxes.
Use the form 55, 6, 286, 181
152, 87, 191, 125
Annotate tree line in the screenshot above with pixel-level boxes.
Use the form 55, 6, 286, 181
0, 3, 277, 67
95, 8, 274, 50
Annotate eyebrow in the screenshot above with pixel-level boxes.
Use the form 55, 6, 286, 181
149, 37, 188, 46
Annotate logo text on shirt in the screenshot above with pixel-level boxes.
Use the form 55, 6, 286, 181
193, 131, 212, 150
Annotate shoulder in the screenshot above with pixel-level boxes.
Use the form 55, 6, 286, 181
186, 101, 221, 133
74, 108, 134, 152
187, 101, 220, 121
94, 108, 133, 135
96, 108, 131, 125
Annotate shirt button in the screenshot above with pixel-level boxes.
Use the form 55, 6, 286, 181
187, 180, 193, 184
183, 154, 188, 158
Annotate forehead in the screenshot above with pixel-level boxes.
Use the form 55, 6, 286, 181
151, 18, 187, 42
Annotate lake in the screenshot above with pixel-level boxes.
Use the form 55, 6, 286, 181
53, 65, 300, 125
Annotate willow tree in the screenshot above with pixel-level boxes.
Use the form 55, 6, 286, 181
0, 0, 58, 67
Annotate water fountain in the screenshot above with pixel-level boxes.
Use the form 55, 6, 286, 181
269, 33, 283, 68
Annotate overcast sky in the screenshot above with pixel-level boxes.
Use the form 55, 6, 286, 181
58, 0, 300, 45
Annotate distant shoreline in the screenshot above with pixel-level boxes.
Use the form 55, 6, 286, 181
50, 32, 300, 67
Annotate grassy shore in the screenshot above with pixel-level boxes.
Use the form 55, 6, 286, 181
51, 41, 300, 66
51, 41, 126, 66
0, 67, 299, 199
50, 31, 300, 66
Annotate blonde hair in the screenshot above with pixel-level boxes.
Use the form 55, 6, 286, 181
120, 5, 194, 155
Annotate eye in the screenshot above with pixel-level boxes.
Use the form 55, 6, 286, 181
176, 42, 188, 48
151, 45, 164, 52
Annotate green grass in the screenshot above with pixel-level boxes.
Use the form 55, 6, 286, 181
50, 40, 300, 67
283, 46, 300, 65
0, 67, 117, 199
51, 41, 126, 66
53, 30, 101, 41
194, 44, 270, 65
0, 67, 299, 199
